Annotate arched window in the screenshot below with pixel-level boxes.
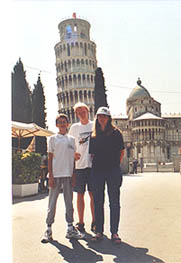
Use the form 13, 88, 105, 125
65, 76, 68, 86
66, 25, 72, 39
69, 75, 72, 85
84, 90, 87, 99
64, 61, 67, 72
74, 24, 77, 32
87, 75, 90, 83
65, 91, 69, 103
70, 91, 73, 102
67, 109, 70, 120
77, 59, 80, 66
74, 90, 78, 103
61, 63, 63, 71
78, 74, 81, 85
67, 44, 70, 56
71, 107, 75, 122
84, 43, 87, 55
56, 64, 60, 73
68, 60, 71, 68
73, 74, 76, 85
63, 93, 65, 104
62, 77, 64, 88
82, 74, 86, 83
79, 90, 82, 100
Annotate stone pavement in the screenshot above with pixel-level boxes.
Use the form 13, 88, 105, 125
12, 172, 181, 263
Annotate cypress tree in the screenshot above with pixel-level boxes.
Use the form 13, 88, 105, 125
12, 58, 32, 122
11, 58, 32, 149
94, 67, 109, 114
32, 74, 47, 155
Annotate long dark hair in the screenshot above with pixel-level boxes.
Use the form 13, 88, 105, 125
91, 116, 117, 137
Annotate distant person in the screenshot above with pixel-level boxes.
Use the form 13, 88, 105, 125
132, 159, 138, 174
69, 102, 96, 234
42, 114, 84, 243
89, 107, 124, 244
39, 154, 48, 192
140, 158, 143, 173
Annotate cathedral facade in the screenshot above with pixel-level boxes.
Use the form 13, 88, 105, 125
113, 79, 181, 172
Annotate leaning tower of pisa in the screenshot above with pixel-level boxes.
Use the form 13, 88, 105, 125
54, 13, 97, 123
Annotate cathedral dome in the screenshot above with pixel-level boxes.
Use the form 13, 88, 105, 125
128, 78, 151, 100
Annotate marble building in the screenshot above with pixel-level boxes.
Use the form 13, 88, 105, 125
54, 13, 97, 122
54, 14, 181, 172
113, 79, 181, 171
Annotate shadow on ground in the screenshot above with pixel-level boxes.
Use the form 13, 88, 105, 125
47, 234, 165, 263
12, 192, 48, 204
48, 238, 103, 263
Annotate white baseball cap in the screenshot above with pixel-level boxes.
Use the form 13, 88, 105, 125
96, 107, 111, 116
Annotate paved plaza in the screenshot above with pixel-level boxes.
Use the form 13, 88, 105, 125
12, 172, 181, 263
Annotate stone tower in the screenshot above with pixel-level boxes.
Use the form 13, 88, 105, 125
54, 13, 97, 123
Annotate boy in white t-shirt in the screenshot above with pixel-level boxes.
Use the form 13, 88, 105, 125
69, 102, 96, 234
41, 114, 84, 242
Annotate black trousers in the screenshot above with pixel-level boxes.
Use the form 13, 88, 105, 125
91, 167, 123, 234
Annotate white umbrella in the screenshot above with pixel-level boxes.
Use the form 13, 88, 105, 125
12, 121, 54, 151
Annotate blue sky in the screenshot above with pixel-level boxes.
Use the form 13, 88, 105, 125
10, 0, 181, 132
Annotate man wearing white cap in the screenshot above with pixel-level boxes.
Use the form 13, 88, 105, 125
69, 102, 96, 233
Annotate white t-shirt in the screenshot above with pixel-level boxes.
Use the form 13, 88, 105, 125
69, 121, 93, 169
48, 133, 75, 178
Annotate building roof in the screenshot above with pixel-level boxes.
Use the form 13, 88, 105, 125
133, 112, 163, 121
128, 78, 151, 100
112, 113, 128, 119
162, 113, 181, 118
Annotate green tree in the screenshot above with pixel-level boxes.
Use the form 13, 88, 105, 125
12, 58, 32, 122
11, 58, 32, 149
94, 67, 109, 114
32, 74, 47, 155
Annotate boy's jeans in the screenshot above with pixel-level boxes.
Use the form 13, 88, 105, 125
46, 177, 73, 225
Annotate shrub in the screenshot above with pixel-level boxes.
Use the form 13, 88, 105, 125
12, 152, 41, 184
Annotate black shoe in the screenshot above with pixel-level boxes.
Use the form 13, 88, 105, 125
75, 223, 86, 233
91, 222, 96, 233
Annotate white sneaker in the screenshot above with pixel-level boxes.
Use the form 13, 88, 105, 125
41, 229, 53, 243
66, 226, 85, 239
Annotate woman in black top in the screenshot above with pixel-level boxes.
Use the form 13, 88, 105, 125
89, 107, 124, 244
